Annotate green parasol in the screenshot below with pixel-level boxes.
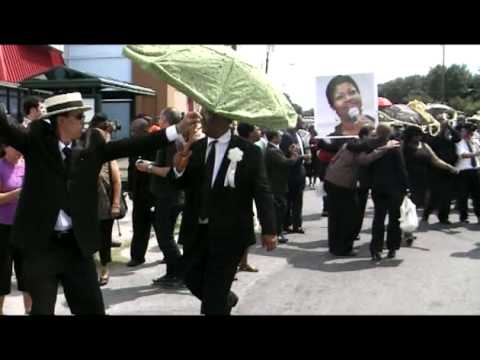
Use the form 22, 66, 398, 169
123, 45, 298, 130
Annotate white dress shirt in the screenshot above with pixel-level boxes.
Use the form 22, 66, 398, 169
268, 142, 280, 150
173, 129, 232, 224
296, 132, 305, 156
23, 117, 34, 128
173, 129, 231, 184
55, 141, 74, 231
456, 139, 480, 172
205, 130, 231, 188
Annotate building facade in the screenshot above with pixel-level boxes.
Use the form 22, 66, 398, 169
63, 45, 191, 137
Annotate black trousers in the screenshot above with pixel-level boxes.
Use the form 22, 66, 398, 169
424, 173, 455, 222
98, 219, 114, 266
285, 185, 304, 230
130, 197, 156, 262
182, 225, 244, 315
353, 187, 369, 239
24, 231, 105, 315
153, 196, 182, 276
324, 181, 358, 255
457, 169, 480, 221
273, 193, 287, 236
371, 191, 403, 253
0, 224, 26, 295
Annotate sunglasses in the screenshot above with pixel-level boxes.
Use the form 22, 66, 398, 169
70, 112, 85, 120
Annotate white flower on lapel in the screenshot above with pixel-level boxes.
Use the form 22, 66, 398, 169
225, 147, 244, 188
227, 147, 244, 163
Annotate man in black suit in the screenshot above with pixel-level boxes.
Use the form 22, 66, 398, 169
0, 92, 195, 315
265, 130, 303, 244
135, 107, 185, 288
368, 124, 409, 261
126, 117, 158, 267
172, 110, 277, 315
280, 116, 310, 234
424, 121, 461, 224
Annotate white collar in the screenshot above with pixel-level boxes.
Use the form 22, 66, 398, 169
207, 130, 231, 145
269, 142, 280, 149
58, 141, 72, 151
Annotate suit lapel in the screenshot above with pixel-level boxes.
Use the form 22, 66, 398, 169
198, 137, 208, 165
43, 127, 66, 176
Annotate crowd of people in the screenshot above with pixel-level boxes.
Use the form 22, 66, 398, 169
1, 87, 480, 316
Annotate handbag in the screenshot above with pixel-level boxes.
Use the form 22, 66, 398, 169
108, 162, 128, 220
399, 196, 418, 233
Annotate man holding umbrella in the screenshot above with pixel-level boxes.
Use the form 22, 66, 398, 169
172, 110, 277, 315
123, 45, 297, 314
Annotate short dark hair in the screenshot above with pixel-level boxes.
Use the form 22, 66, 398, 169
266, 130, 280, 142
325, 75, 360, 108
23, 96, 42, 116
89, 113, 108, 129
402, 126, 424, 143
160, 107, 182, 126
237, 122, 255, 139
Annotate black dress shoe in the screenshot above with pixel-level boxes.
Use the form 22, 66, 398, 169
371, 252, 382, 262
336, 250, 357, 257
153, 275, 186, 289
228, 291, 239, 308
321, 211, 329, 217
387, 250, 396, 259
127, 259, 145, 267
439, 220, 452, 225
461, 219, 470, 224
293, 228, 305, 234
278, 236, 289, 244
283, 227, 293, 233
111, 241, 122, 248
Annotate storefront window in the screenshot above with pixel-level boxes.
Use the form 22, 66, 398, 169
0, 89, 7, 113
9, 91, 19, 119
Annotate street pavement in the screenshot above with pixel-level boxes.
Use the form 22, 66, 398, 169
4, 185, 480, 315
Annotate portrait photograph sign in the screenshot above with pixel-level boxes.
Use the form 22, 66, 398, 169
314, 73, 378, 139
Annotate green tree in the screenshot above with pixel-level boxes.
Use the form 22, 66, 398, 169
445, 64, 472, 99
425, 65, 446, 101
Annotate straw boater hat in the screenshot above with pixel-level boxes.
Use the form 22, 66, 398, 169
41, 92, 91, 119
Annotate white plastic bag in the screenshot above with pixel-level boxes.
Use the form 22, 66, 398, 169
316, 182, 327, 197
399, 196, 419, 233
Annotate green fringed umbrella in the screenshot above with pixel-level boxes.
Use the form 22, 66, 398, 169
123, 45, 297, 130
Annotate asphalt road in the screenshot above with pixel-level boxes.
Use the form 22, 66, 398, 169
4, 186, 480, 315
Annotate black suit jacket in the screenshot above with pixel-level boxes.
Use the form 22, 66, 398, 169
172, 134, 276, 254
0, 112, 172, 258
265, 143, 301, 194
280, 131, 306, 189
127, 149, 156, 204
369, 148, 409, 195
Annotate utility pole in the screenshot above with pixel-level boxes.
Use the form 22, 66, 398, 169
265, 46, 270, 74
442, 44, 446, 103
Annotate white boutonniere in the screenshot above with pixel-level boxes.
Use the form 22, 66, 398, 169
224, 147, 244, 188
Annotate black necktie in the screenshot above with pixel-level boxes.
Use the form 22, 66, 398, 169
62, 146, 72, 175
466, 141, 477, 168
61, 146, 72, 216
199, 140, 217, 220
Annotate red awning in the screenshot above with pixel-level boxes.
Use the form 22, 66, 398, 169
0, 45, 64, 83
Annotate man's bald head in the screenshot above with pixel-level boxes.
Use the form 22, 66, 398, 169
131, 117, 150, 138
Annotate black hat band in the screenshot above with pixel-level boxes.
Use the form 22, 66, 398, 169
46, 101, 85, 113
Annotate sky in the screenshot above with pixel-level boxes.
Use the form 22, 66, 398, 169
236, 45, 480, 110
